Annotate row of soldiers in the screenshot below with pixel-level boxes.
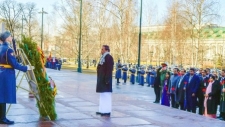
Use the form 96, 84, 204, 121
115, 60, 156, 86
115, 60, 225, 120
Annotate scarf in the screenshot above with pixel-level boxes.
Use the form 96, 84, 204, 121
204, 81, 214, 108
99, 52, 110, 65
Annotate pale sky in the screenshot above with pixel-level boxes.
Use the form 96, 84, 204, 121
15, 0, 225, 26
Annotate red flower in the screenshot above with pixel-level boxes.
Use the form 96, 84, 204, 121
172, 87, 175, 91
202, 88, 206, 92
184, 82, 187, 85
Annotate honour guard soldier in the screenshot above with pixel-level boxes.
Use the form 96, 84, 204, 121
149, 67, 156, 87
0, 31, 34, 124
139, 66, 145, 86
115, 60, 122, 84
146, 66, 151, 86
136, 66, 141, 83
129, 66, 136, 84
122, 64, 128, 83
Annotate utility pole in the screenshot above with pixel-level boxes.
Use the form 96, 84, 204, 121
77, 0, 83, 73
138, 0, 143, 67
39, 8, 48, 50
21, 15, 26, 41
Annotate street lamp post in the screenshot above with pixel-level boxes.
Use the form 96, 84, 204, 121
39, 8, 48, 50
21, 15, 27, 42
77, 0, 83, 73
138, 0, 143, 67
21, 15, 24, 42
21, 15, 24, 36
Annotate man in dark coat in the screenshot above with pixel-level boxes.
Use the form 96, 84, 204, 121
219, 70, 225, 120
0, 31, 33, 124
168, 68, 180, 108
197, 70, 209, 115
96, 45, 114, 117
185, 68, 200, 113
176, 69, 188, 110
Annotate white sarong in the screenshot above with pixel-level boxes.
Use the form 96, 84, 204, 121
99, 92, 112, 113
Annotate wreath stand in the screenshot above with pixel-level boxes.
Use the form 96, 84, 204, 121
6, 48, 51, 120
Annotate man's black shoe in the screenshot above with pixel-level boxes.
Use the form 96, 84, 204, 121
0, 118, 14, 124
96, 112, 102, 115
101, 113, 110, 117
219, 117, 225, 121
153, 101, 159, 103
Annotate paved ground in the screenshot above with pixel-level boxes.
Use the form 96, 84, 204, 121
2, 68, 225, 127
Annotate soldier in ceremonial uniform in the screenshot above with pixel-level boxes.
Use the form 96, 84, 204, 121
129, 66, 136, 84
0, 31, 33, 124
115, 60, 122, 84
139, 66, 145, 86
146, 67, 151, 86
149, 67, 156, 87
122, 65, 128, 83
136, 67, 141, 83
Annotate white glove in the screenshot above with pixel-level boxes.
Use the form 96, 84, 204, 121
26, 65, 35, 70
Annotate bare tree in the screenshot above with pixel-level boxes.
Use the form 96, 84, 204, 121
180, 0, 220, 66
22, 2, 39, 39
0, 0, 24, 37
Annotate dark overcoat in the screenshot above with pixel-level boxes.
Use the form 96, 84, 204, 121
115, 63, 122, 79
129, 68, 136, 84
96, 54, 114, 93
0, 42, 27, 103
176, 74, 188, 103
122, 67, 128, 80
185, 74, 200, 111
220, 78, 225, 112
203, 81, 220, 114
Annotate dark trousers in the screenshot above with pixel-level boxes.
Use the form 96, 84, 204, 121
0, 103, 6, 119
117, 78, 120, 83
57, 64, 61, 70
124, 79, 126, 83
187, 109, 196, 113
171, 94, 179, 108
179, 102, 184, 110
198, 95, 204, 115
154, 85, 161, 102
221, 112, 225, 119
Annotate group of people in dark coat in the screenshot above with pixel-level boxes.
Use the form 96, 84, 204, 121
45, 57, 62, 71
154, 62, 224, 120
